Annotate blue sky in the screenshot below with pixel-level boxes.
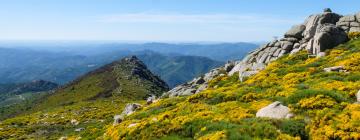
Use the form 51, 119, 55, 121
0, 0, 359, 42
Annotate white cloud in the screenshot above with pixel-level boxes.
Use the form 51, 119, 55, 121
98, 13, 302, 24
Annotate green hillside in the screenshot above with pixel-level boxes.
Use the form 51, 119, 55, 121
104, 38, 360, 139
0, 56, 169, 139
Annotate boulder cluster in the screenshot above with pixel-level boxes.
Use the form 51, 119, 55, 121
336, 12, 360, 33
163, 61, 235, 97
229, 9, 351, 80
163, 9, 358, 98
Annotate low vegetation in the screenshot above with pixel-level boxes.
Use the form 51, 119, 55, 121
106, 38, 360, 139
0, 39, 359, 139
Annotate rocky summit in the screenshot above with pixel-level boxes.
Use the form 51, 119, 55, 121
166, 9, 357, 97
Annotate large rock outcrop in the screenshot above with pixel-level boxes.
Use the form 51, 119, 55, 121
336, 12, 360, 33
228, 9, 348, 80
163, 9, 350, 98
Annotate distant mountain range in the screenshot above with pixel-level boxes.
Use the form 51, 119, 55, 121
0, 42, 257, 87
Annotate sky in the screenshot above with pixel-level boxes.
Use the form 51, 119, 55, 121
0, 0, 360, 42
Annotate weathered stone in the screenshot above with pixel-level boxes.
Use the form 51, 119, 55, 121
281, 41, 294, 51
193, 77, 205, 85
252, 63, 266, 70
286, 113, 295, 119
268, 47, 278, 55
269, 40, 277, 47
203, 69, 221, 82
317, 52, 326, 58
278, 50, 287, 57
224, 61, 235, 72
312, 24, 348, 54
303, 12, 342, 40
350, 22, 360, 27
339, 26, 350, 32
336, 21, 350, 27
196, 84, 208, 93
285, 25, 306, 39
264, 56, 270, 63
123, 103, 142, 116
113, 115, 124, 125
356, 12, 360, 22
128, 123, 138, 128
59, 137, 68, 140
293, 43, 300, 49
70, 119, 79, 126
350, 27, 360, 32
339, 15, 356, 22
357, 90, 360, 102
273, 49, 282, 57
75, 128, 85, 132
324, 66, 345, 72
256, 101, 291, 119
239, 71, 259, 82
146, 95, 158, 104
258, 53, 269, 63
274, 42, 281, 48
290, 48, 301, 55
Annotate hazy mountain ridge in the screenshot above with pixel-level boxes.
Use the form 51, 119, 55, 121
0, 43, 253, 86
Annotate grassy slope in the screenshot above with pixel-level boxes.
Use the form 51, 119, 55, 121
105, 39, 360, 140
0, 57, 168, 139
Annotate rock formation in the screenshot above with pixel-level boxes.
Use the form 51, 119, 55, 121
163, 9, 352, 98
228, 8, 349, 80
336, 13, 360, 33
163, 61, 235, 97
256, 101, 292, 119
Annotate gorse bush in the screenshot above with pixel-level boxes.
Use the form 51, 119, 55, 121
348, 32, 360, 40
287, 89, 349, 104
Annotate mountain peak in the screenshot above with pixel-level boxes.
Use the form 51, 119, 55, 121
32, 55, 169, 110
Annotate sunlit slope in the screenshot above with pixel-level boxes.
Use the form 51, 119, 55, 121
106, 39, 360, 140
0, 56, 169, 139
32, 56, 169, 112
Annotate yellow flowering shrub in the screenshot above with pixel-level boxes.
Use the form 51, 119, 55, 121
348, 32, 360, 40
297, 95, 337, 109
309, 104, 360, 140
198, 131, 227, 140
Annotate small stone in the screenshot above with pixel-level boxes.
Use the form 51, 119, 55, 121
128, 123, 138, 128
285, 113, 295, 119
113, 115, 124, 125
59, 136, 68, 140
317, 52, 326, 58
356, 90, 360, 102
70, 119, 79, 126
324, 66, 345, 72
75, 128, 85, 132
146, 95, 157, 105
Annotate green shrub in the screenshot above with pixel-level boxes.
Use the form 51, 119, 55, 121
344, 73, 360, 82
280, 120, 308, 139
287, 89, 349, 104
